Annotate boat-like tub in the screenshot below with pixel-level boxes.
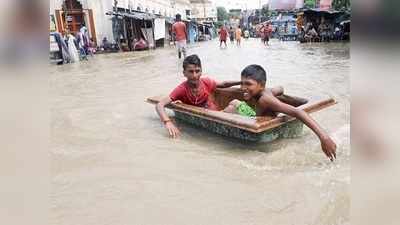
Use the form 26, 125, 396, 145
147, 87, 336, 143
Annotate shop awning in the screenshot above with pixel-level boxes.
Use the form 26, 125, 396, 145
301, 8, 342, 14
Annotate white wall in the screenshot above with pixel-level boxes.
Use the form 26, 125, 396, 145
87, 0, 114, 43
191, 2, 217, 20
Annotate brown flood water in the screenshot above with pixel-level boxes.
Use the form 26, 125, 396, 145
51, 39, 350, 225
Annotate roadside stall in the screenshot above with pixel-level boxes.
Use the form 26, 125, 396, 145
106, 9, 155, 51
297, 8, 349, 43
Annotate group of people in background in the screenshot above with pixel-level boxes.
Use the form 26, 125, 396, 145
218, 23, 272, 49
299, 20, 348, 43
52, 24, 96, 64
218, 25, 249, 48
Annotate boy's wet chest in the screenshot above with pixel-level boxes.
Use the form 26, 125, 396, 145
186, 83, 211, 103
253, 101, 277, 117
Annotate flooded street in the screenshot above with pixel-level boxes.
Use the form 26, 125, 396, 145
51, 39, 350, 225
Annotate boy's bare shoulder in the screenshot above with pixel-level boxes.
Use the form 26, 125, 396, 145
255, 90, 280, 116
257, 90, 280, 108
259, 89, 277, 102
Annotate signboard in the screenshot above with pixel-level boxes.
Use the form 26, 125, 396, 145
319, 0, 333, 10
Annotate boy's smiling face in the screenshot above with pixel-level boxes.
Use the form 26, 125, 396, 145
184, 64, 202, 87
241, 76, 265, 100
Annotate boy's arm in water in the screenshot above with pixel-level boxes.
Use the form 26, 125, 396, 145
155, 96, 181, 138
259, 93, 337, 161
216, 81, 242, 88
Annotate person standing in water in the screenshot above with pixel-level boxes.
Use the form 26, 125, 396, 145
235, 26, 242, 46
172, 14, 188, 59
66, 31, 79, 63
262, 23, 272, 46
229, 26, 235, 44
218, 25, 228, 48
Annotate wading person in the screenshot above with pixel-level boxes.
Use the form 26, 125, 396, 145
261, 23, 272, 46
155, 55, 242, 138
172, 14, 188, 59
66, 31, 79, 63
223, 65, 337, 161
261, 24, 269, 46
235, 26, 242, 46
218, 25, 228, 48
229, 26, 235, 44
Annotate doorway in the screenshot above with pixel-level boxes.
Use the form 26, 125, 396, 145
62, 0, 84, 35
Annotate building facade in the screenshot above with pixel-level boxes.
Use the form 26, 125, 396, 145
174, 0, 192, 20
50, 0, 114, 44
50, 0, 192, 46
120, 0, 191, 19
189, 0, 217, 23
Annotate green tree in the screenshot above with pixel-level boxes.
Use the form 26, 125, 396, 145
332, 0, 351, 11
304, 0, 316, 8
217, 7, 229, 22
261, 5, 269, 17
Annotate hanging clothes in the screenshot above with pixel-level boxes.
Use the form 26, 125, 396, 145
188, 23, 196, 44
154, 18, 166, 40
141, 28, 155, 48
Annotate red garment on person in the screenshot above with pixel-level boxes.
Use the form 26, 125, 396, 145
219, 28, 228, 41
172, 21, 187, 41
169, 77, 218, 110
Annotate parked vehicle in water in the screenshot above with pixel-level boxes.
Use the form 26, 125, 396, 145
49, 33, 63, 64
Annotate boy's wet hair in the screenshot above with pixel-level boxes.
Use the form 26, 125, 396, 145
241, 65, 267, 85
183, 54, 202, 70
176, 14, 181, 21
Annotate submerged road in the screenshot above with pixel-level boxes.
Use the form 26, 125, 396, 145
51, 38, 350, 225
